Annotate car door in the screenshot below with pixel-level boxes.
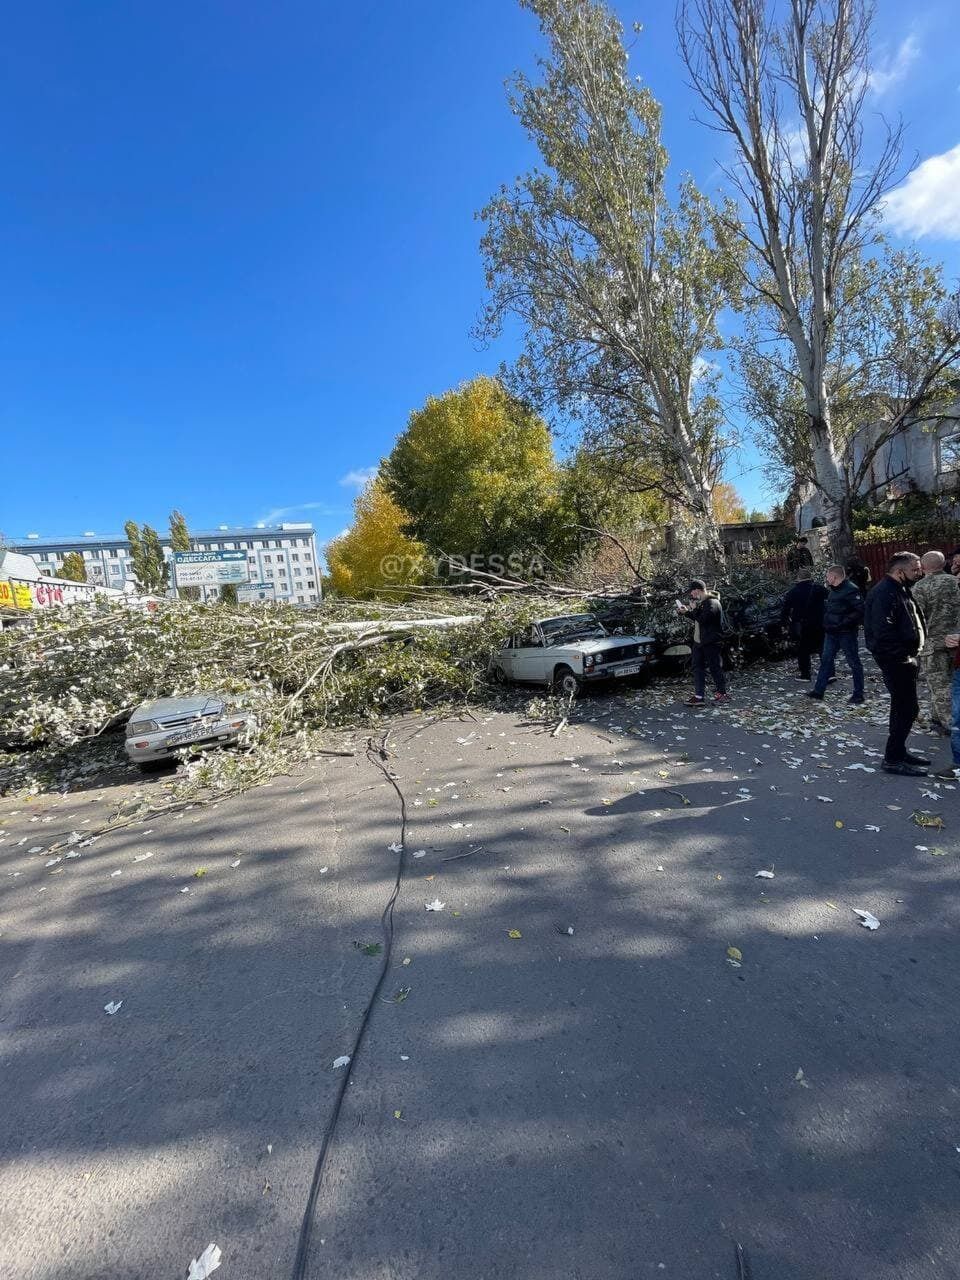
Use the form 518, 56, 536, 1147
496, 635, 517, 681
512, 625, 549, 683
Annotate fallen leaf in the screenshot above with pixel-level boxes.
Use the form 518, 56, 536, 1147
853, 908, 880, 930
865, 825, 880, 832
795, 1068, 811, 1088
755, 869, 775, 879
401, 957, 412, 966
186, 1244, 222, 1279
394, 1110, 403, 1120
507, 929, 522, 939
726, 946, 743, 962
332, 1055, 351, 1070
387, 842, 403, 853
193, 867, 207, 878
103, 1000, 123, 1015
824, 901, 838, 910
424, 898, 445, 911
834, 820, 844, 829
816, 796, 834, 803
133, 852, 153, 862
412, 850, 426, 859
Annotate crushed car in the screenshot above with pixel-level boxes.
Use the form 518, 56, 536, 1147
490, 613, 657, 696
125, 694, 255, 771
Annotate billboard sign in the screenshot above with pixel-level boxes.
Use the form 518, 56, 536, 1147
173, 551, 250, 588
237, 581, 276, 603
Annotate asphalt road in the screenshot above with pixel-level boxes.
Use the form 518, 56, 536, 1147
2, 669, 960, 1280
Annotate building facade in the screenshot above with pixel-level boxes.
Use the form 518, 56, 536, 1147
8, 523, 322, 605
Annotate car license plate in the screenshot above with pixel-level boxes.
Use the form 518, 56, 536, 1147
614, 664, 641, 677
165, 727, 206, 746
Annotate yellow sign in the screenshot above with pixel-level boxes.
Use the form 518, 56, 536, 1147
0, 580, 33, 609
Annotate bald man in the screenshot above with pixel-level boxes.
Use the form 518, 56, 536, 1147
912, 550, 960, 733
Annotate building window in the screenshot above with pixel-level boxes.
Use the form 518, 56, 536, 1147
293, 567, 302, 576
297, 594, 305, 602
291, 553, 299, 562
307, 580, 315, 588
224, 542, 234, 550
265, 570, 274, 578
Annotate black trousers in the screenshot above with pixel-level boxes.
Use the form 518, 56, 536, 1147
878, 660, 920, 761
795, 630, 823, 679
692, 641, 726, 696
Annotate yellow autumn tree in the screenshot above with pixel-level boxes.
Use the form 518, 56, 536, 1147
381, 376, 561, 564
326, 478, 426, 598
711, 482, 748, 524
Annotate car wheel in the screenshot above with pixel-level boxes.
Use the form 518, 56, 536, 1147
553, 665, 582, 698
137, 760, 172, 774
489, 664, 507, 685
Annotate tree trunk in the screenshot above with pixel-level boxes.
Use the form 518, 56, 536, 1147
807, 419, 855, 564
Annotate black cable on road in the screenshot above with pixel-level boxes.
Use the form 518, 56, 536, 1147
291, 730, 410, 1280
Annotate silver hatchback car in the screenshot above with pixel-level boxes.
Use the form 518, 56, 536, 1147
125, 695, 255, 770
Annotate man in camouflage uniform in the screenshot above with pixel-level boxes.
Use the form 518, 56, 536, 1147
912, 550, 960, 732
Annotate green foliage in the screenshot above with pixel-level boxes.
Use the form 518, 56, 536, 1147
480, 0, 742, 556
382, 376, 560, 565
168, 509, 201, 600
219, 583, 238, 605
168, 510, 191, 553
124, 521, 169, 596
58, 552, 87, 582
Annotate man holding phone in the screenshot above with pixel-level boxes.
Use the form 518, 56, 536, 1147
677, 579, 728, 706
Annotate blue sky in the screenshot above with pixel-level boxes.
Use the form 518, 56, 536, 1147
2, 1, 959, 550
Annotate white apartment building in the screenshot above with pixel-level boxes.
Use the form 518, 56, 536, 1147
9, 522, 322, 605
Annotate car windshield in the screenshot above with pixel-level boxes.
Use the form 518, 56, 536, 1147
539, 615, 607, 644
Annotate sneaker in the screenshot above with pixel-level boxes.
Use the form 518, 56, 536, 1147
794, 674, 811, 681
882, 759, 929, 776
933, 765, 960, 780
848, 695, 865, 705
805, 690, 824, 701
903, 751, 932, 767
685, 695, 705, 707
713, 692, 730, 703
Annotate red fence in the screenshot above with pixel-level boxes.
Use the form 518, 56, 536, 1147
855, 538, 958, 584
762, 536, 959, 582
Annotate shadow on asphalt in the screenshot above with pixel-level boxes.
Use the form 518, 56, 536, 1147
2, 698, 958, 1280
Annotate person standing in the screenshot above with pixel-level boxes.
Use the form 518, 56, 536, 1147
780, 566, 827, 680
949, 548, 960, 577
786, 536, 814, 575
934, 630, 960, 779
845, 555, 871, 596
678, 579, 728, 706
910, 550, 960, 734
864, 551, 928, 776
807, 566, 865, 703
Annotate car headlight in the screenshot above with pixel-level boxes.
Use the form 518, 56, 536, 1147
584, 654, 594, 668
594, 653, 604, 664
127, 719, 159, 738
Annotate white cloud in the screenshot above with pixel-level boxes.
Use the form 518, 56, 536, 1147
868, 33, 920, 96
883, 142, 960, 239
338, 466, 378, 490
255, 501, 344, 525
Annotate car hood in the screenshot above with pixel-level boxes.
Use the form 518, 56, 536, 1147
553, 635, 654, 653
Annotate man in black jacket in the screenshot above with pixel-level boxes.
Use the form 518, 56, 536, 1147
864, 551, 928, 776
780, 567, 827, 680
808, 566, 865, 702
678, 579, 728, 706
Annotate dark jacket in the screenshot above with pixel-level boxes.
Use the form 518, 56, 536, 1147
864, 575, 926, 664
780, 580, 827, 638
822, 579, 864, 635
786, 544, 815, 574
845, 559, 871, 595
689, 593, 723, 646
